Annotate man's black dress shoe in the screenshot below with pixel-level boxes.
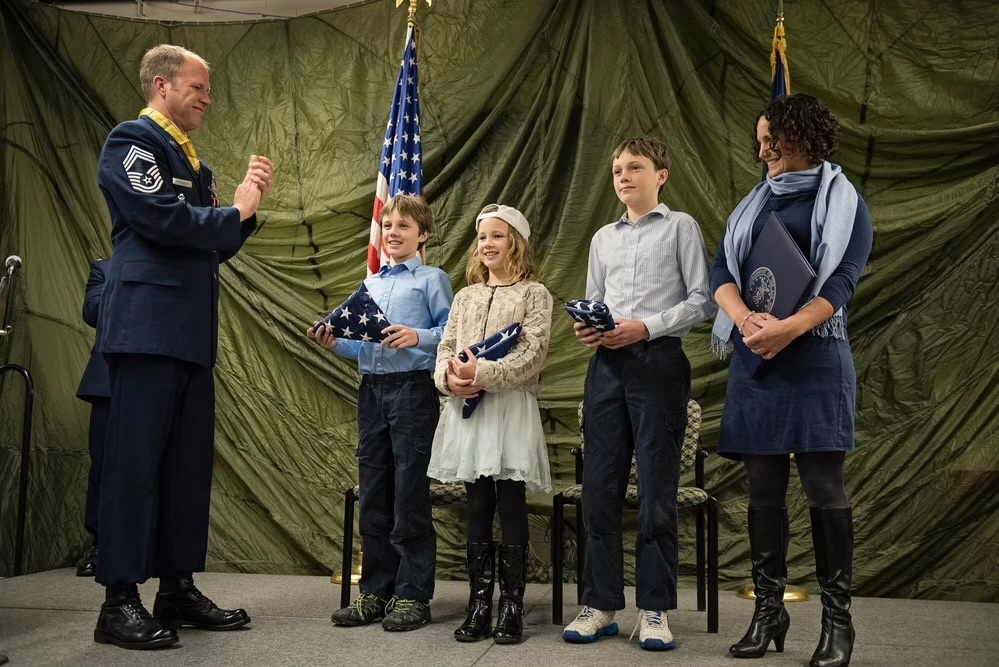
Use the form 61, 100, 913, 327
154, 574, 251, 630
94, 585, 179, 650
76, 546, 98, 577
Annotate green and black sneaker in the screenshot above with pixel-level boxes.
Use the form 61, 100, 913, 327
331, 592, 389, 627
381, 598, 431, 632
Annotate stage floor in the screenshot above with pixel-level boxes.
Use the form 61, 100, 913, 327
0, 569, 995, 666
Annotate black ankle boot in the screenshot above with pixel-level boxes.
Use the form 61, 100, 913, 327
454, 542, 495, 642
730, 507, 791, 659
153, 573, 250, 630
493, 544, 527, 645
94, 584, 179, 650
809, 507, 855, 667
76, 545, 98, 577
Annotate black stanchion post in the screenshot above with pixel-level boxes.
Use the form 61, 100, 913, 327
2, 363, 34, 576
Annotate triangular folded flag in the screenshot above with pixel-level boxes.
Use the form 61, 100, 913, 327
313, 282, 392, 342
457, 321, 522, 418
563, 299, 616, 331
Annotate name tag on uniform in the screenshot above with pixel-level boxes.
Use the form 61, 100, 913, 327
172, 177, 193, 188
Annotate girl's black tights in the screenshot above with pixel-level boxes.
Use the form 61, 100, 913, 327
464, 476, 529, 545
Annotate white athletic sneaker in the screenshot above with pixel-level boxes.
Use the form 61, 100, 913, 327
562, 606, 618, 643
629, 609, 676, 651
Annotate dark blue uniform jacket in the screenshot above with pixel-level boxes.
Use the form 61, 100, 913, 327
95, 116, 255, 368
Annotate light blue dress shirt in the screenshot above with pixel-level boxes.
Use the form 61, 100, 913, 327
334, 256, 453, 374
586, 203, 716, 339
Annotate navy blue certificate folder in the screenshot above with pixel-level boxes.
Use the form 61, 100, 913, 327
731, 212, 817, 377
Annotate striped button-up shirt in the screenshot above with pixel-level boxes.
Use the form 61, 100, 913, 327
586, 204, 716, 339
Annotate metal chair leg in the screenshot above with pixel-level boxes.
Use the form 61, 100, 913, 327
708, 496, 719, 633
696, 504, 706, 611
552, 494, 565, 624
575, 500, 586, 605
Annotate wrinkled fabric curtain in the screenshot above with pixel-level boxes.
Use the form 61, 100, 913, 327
1, 0, 996, 600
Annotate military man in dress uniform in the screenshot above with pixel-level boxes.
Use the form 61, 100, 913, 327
93, 44, 273, 650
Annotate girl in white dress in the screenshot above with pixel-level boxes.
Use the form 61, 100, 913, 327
429, 204, 552, 645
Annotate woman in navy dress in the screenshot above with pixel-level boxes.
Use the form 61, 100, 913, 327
710, 94, 873, 667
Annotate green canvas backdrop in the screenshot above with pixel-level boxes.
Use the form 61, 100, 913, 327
1, 0, 997, 600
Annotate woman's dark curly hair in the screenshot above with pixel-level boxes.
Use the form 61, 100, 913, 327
753, 94, 839, 166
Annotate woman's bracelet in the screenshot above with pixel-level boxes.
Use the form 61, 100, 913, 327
738, 311, 756, 334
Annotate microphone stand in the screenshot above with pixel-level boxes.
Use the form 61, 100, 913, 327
0, 255, 35, 577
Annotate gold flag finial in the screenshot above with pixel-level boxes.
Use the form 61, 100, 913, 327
397, 0, 431, 25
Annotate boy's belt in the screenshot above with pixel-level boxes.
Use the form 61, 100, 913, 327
601, 336, 682, 353
361, 369, 432, 384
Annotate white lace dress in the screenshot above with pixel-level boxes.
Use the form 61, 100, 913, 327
427, 281, 553, 492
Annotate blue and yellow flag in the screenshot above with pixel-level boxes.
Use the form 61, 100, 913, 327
770, 15, 791, 100
763, 11, 792, 180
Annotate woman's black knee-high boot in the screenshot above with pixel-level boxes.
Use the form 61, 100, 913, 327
809, 507, 855, 667
730, 507, 791, 659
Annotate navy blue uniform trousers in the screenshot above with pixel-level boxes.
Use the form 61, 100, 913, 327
356, 370, 438, 601
96, 354, 215, 586
581, 336, 690, 612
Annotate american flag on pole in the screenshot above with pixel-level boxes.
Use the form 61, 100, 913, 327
368, 23, 424, 275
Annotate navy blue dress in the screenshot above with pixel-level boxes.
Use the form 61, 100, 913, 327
710, 189, 873, 459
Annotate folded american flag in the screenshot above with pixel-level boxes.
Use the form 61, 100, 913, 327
313, 283, 392, 342
457, 322, 522, 418
564, 300, 616, 331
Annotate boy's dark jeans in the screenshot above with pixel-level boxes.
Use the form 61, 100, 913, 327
356, 370, 439, 601
580, 336, 690, 612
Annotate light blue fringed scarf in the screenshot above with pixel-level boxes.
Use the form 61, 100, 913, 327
711, 161, 859, 359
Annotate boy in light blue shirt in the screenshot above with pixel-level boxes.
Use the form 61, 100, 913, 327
308, 194, 452, 631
